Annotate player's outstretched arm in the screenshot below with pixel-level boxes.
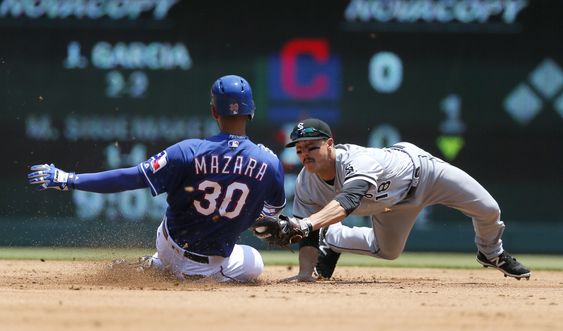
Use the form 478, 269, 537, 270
306, 179, 372, 230
307, 200, 347, 230
28, 164, 146, 193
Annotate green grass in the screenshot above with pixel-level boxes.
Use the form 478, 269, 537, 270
262, 251, 563, 271
1, 247, 562, 271
0, 247, 154, 261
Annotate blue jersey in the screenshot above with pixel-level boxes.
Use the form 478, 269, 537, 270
138, 132, 286, 257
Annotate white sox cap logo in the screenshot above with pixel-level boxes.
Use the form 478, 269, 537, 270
296, 122, 305, 135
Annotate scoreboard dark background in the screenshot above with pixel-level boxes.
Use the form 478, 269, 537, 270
1, 0, 562, 252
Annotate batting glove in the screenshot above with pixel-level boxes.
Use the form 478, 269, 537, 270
27, 164, 76, 191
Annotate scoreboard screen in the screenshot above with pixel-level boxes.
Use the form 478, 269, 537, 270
1, 0, 561, 248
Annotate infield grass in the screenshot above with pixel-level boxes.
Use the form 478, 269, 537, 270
1, 247, 562, 271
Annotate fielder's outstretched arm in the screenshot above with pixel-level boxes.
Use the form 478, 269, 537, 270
306, 179, 371, 230
307, 200, 347, 230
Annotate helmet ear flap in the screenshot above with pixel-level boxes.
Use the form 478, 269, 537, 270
210, 75, 256, 118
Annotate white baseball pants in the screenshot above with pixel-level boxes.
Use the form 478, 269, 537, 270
149, 220, 264, 282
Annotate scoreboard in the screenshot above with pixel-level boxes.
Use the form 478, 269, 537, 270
1, 0, 562, 247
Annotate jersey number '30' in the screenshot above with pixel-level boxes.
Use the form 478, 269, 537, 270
193, 180, 250, 219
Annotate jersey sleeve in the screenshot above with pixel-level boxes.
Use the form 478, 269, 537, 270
137, 143, 188, 196
334, 179, 372, 215
342, 152, 383, 187
261, 158, 286, 216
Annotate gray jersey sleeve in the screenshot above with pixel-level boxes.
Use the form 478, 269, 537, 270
337, 144, 414, 208
342, 151, 383, 187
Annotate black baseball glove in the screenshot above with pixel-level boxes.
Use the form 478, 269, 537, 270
251, 214, 313, 247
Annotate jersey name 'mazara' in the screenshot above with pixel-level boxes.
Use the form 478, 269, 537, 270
194, 154, 268, 181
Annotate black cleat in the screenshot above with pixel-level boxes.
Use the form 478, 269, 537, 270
314, 227, 341, 279
476, 251, 531, 280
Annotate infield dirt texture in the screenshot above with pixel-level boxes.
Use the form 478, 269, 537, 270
1, 260, 562, 331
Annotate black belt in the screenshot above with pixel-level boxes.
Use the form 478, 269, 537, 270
390, 145, 421, 201
404, 182, 418, 200
162, 223, 209, 264
404, 166, 420, 200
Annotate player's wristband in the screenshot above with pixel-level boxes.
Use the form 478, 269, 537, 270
67, 172, 76, 189
300, 217, 314, 237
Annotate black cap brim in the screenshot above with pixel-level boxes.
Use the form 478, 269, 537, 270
285, 118, 333, 148
285, 136, 327, 147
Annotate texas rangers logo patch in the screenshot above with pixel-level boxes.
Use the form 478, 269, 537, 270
150, 151, 168, 173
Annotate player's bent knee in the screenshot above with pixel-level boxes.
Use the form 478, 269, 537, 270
477, 202, 501, 223
240, 245, 264, 281
489, 205, 501, 220
246, 256, 264, 280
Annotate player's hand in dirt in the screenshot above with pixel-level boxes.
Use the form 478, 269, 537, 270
279, 273, 317, 283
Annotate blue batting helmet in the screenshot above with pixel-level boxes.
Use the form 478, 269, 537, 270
210, 75, 256, 119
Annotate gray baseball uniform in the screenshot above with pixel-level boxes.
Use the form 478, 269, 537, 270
293, 142, 504, 260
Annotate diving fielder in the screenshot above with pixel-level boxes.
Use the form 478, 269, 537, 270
28, 75, 286, 282
277, 118, 530, 281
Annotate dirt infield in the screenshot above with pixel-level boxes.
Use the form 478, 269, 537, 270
1, 260, 562, 331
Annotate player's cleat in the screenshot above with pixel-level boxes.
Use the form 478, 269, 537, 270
314, 227, 341, 279
476, 251, 531, 280
110, 258, 128, 268
315, 249, 341, 279
135, 255, 156, 271
110, 256, 156, 272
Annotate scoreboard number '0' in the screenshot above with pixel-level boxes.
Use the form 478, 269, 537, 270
369, 51, 403, 93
